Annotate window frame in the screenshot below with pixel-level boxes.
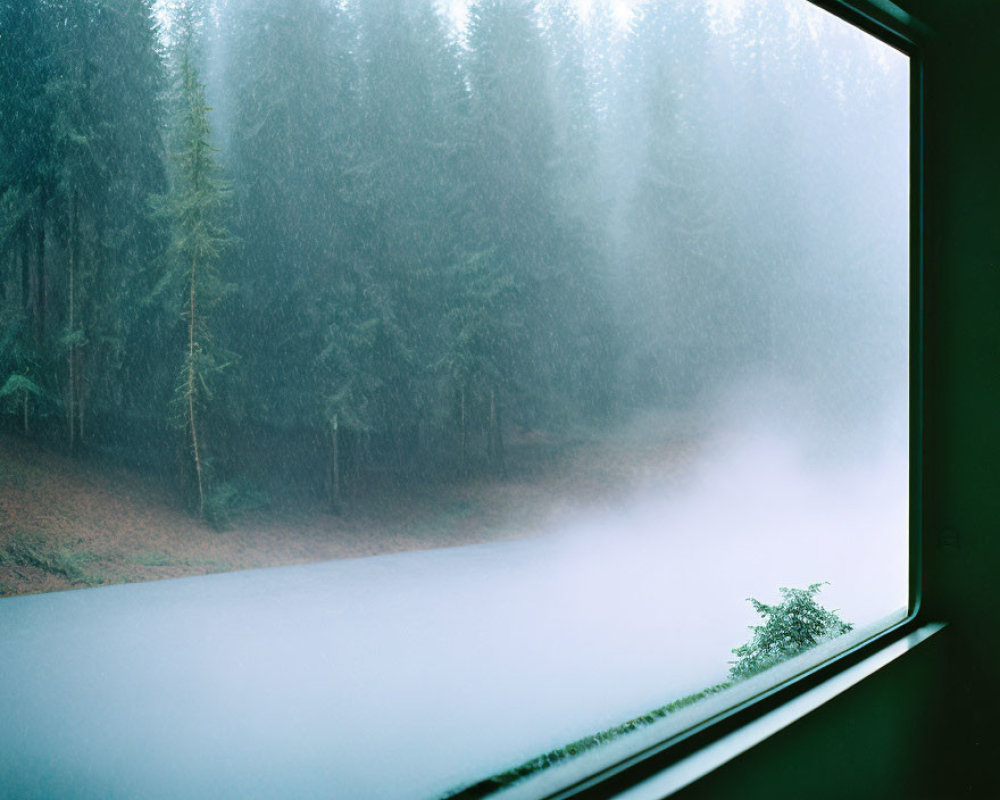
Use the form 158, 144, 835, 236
0, 1, 929, 797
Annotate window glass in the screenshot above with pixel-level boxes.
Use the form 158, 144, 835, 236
0, 0, 908, 797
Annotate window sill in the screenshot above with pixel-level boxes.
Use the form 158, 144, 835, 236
511, 620, 945, 800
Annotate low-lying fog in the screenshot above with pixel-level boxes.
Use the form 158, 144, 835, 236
0, 394, 907, 800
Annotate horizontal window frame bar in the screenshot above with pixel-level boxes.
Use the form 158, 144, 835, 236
599, 622, 945, 800
547, 620, 944, 800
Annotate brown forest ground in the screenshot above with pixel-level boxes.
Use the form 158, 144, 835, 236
0, 411, 704, 598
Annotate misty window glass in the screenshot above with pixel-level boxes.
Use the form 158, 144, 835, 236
0, 0, 908, 798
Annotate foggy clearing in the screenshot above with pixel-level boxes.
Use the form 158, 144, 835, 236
1, 0, 908, 796
0, 403, 905, 799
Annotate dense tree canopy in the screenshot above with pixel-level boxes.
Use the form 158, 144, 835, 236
0, 0, 908, 515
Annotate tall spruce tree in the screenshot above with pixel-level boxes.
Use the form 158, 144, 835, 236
217, 0, 396, 501
156, 0, 230, 518
619, 1, 740, 405
462, 0, 557, 441
0, 0, 58, 423
80, 0, 166, 444
541, 3, 620, 422
462, 0, 614, 438
46, 0, 108, 449
352, 0, 467, 474
1, 0, 165, 447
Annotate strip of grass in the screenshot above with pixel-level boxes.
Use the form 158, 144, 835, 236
127, 550, 178, 567
126, 550, 225, 570
0, 532, 102, 587
442, 681, 733, 799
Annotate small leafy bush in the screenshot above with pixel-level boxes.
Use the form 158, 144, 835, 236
729, 582, 853, 680
0, 533, 100, 586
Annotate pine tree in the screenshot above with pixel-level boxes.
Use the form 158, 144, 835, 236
46, 7, 101, 449
155, 0, 231, 518
1, 0, 165, 447
437, 249, 525, 476
462, 0, 613, 435
0, 0, 57, 371
460, 0, 557, 441
352, 0, 467, 473
618, 1, 739, 406
79, 0, 167, 444
221, 0, 368, 471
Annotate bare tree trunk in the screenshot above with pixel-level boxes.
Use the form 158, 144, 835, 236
351, 429, 361, 483
25, 220, 38, 339
487, 388, 495, 465
459, 385, 468, 476
330, 414, 341, 513
489, 387, 506, 478
76, 358, 84, 444
497, 399, 506, 479
20, 226, 30, 314
35, 200, 46, 346
66, 194, 76, 450
73, 198, 85, 446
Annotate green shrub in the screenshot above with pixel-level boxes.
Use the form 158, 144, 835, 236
0, 533, 100, 586
729, 582, 853, 680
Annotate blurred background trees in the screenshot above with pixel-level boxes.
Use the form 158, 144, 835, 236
0, 0, 907, 514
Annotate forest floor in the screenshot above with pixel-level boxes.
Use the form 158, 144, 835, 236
0, 410, 706, 598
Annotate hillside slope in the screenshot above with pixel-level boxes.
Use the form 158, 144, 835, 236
0, 418, 700, 597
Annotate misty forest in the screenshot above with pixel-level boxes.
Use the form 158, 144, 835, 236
0, 0, 906, 537
0, 1, 910, 795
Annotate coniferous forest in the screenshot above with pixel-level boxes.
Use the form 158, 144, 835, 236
0, 0, 908, 521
